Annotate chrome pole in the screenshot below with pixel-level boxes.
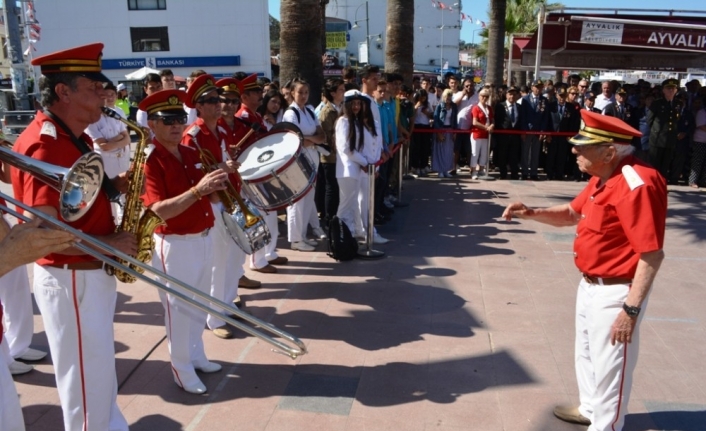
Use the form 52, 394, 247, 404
357, 164, 384, 259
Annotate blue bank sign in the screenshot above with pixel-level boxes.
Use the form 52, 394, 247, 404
102, 56, 241, 70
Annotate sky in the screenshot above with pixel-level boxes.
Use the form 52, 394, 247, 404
269, 0, 704, 45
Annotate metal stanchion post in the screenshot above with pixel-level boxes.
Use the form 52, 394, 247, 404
358, 163, 384, 260
478, 132, 495, 181
395, 143, 409, 207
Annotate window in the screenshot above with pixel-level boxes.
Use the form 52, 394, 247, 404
128, 0, 166, 11
130, 27, 170, 52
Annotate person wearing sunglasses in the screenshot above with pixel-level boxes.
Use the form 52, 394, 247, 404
141, 88, 229, 395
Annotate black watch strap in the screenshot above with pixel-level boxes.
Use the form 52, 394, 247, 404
623, 303, 641, 317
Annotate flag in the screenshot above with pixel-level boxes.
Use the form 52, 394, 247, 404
461, 13, 466, 20
25, 1, 41, 42
467, 16, 473, 23
481, 21, 486, 28
431, 0, 436, 8
476, 19, 481, 25
438, 2, 447, 9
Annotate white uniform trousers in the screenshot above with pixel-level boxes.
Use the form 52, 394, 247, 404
153, 231, 214, 390
286, 188, 316, 243
250, 210, 280, 269
0, 338, 24, 431
207, 202, 245, 329
0, 264, 33, 358
99, 150, 130, 225
575, 279, 648, 431
33, 264, 127, 431
357, 170, 374, 237
336, 177, 363, 237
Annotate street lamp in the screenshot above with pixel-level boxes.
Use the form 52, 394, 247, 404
439, 2, 459, 78
471, 28, 483, 67
352, 1, 371, 65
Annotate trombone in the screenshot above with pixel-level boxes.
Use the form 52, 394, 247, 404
0, 158, 307, 359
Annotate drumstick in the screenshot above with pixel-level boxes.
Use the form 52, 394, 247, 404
230, 123, 261, 152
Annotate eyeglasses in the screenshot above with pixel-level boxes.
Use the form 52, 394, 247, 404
578, 85, 587, 88
153, 116, 188, 126
220, 97, 240, 105
569, 92, 578, 95
199, 97, 221, 105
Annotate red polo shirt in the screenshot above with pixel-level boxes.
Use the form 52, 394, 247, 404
141, 139, 214, 235
11, 111, 115, 266
570, 155, 667, 279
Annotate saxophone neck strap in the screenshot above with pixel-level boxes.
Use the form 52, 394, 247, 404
44, 110, 122, 203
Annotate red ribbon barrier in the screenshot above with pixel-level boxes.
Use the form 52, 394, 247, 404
413, 128, 577, 137
374, 141, 403, 166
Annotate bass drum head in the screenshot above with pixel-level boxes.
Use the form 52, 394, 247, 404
237, 131, 301, 181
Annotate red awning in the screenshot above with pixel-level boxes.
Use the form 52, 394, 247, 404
520, 13, 706, 70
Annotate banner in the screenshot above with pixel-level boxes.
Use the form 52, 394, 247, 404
326, 32, 347, 49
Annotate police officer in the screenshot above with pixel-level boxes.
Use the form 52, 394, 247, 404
647, 78, 682, 179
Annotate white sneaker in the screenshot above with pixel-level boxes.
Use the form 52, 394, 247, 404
292, 241, 315, 251
373, 233, 389, 244
9, 360, 34, 375
15, 347, 48, 362
312, 227, 327, 239
305, 238, 318, 246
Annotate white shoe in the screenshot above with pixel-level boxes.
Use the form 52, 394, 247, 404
174, 378, 207, 394
15, 348, 48, 362
472, 173, 479, 180
9, 361, 34, 375
305, 238, 318, 246
292, 241, 315, 251
373, 233, 389, 244
312, 227, 327, 239
195, 361, 222, 373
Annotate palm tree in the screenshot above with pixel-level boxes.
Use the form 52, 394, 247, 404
486, 0, 507, 86
384, 0, 415, 85
280, 0, 325, 105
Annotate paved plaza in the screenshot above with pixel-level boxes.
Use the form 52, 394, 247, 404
8, 174, 706, 431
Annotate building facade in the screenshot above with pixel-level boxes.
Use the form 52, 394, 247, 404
325, 0, 461, 75
30, 0, 270, 85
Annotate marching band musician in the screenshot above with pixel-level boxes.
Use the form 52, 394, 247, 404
11, 43, 137, 431
140, 89, 228, 394
181, 74, 247, 339
233, 75, 289, 271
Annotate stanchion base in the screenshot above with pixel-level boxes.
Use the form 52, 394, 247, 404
357, 248, 385, 260
478, 174, 496, 181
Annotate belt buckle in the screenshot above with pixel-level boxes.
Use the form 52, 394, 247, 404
582, 273, 594, 284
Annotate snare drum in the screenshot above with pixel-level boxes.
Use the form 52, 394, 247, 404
237, 130, 316, 211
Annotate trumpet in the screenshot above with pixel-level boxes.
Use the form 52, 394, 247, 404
0, 142, 104, 221
0, 191, 307, 359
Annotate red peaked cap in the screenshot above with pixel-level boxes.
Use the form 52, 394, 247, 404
216, 78, 242, 96
138, 89, 187, 117
569, 109, 642, 146
240, 73, 261, 92
185, 74, 221, 108
32, 42, 110, 83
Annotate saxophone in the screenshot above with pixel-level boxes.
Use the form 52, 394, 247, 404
102, 107, 165, 283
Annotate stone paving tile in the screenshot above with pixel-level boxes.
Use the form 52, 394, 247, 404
7, 177, 706, 430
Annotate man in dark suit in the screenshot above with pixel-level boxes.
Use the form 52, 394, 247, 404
546, 88, 581, 180
582, 92, 602, 113
494, 86, 523, 179
647, 78, 682, 179
520, 79, 552, 180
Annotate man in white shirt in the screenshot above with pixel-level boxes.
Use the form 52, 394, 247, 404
594, 80, 615, 111
421, 77, 438, 110
453, 76, 478, 111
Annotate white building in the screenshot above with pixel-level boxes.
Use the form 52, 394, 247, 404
29, 0, 270, 85
325, 0, 461, 75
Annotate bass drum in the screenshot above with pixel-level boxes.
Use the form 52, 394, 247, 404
237, 130, 316, 211
221, 201, 271, 255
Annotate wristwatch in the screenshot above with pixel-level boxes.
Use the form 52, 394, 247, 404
623, 303, 641, 317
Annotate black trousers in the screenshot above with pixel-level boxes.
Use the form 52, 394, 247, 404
649, 145, 674, 180
315, 162, 339, 225
410, 125, 432, 169
545, 137, 569, 180
494, 133, 521, 178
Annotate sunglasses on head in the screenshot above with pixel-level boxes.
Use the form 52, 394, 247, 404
198, 97, 221, 105
220, 97, 240, 105
153, 116, 188, 126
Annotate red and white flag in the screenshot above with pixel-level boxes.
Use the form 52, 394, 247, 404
438, 2, 447, 9
25, 1, 41, 42
481, 21, 487, 28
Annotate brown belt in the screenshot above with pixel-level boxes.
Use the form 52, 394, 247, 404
46, 261, 105, 271
582, 273, 632, 286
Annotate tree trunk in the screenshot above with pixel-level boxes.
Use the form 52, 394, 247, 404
280, 0, 324, 106
513, 70, 525, 87
486, 0, 507, 87
384, 0, 415, 86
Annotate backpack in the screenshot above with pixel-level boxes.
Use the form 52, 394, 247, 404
286, 106, 317, 123
327, 216, 359, 261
